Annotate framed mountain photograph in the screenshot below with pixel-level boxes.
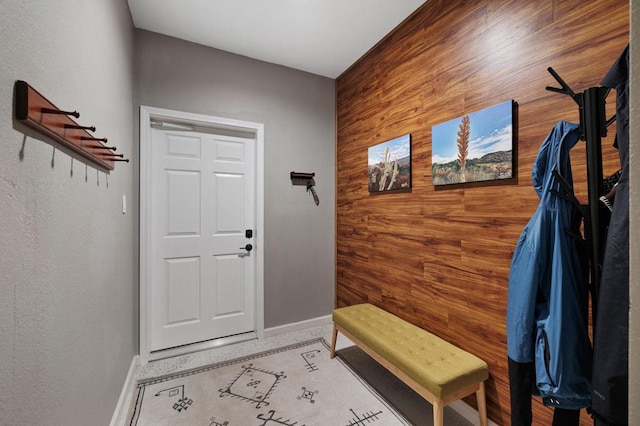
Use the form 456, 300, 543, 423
432, 100, 514, 186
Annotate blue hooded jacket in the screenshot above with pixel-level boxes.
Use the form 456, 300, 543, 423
506, 121, 592, 409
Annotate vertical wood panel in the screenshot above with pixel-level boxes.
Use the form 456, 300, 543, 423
336, 0, 629, 424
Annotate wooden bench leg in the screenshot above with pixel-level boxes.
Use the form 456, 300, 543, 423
433, 398, 444, 426
330, 324, 338, 359
476, 381, 487, 426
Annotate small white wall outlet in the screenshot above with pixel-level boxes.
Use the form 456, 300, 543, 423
122, 194, 127, 214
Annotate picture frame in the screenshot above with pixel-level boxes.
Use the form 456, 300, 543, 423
431, 100, 514, 186
368, 134, 411, 193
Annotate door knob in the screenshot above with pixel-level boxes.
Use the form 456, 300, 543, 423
240, 244, 253, 252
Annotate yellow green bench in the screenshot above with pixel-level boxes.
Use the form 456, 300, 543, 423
331, 303, 489, 426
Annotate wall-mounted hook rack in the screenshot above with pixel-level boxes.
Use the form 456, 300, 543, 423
290, 171, 315, 184
290, 171, 319, 205
14, 80, 129, 170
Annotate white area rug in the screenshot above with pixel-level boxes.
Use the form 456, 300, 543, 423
127, 339, 410, 425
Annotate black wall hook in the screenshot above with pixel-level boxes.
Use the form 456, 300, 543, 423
290, 171, 319, 205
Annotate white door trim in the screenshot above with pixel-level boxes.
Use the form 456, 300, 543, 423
139, 105, 265, 364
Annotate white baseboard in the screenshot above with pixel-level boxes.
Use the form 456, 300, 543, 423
110, 355, 139, 426
450, 399, 498, 426
263, 314, 333, 338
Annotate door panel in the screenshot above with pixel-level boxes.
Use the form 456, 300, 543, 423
214, 173, 245, 232
149, 129, 256, 352
213, 255, 246, 316
167, 133, 201, 158
166, 170, 200, 235
166, 257, 200, 324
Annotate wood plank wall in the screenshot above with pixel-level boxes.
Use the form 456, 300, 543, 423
335, 1, 629, 424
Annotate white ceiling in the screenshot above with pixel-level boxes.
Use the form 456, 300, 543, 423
127, 0, 427, 79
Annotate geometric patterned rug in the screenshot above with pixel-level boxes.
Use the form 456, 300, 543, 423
126, 338, 410, 425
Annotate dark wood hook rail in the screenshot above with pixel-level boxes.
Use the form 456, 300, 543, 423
14, 80, 129, 170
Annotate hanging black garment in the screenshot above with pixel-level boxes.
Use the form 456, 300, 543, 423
591, 44, 629, 426
509, 358, 581, 426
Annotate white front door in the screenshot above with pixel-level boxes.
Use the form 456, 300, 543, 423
148, 127, 256, 352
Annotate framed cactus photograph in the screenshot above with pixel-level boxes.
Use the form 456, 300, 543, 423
431, 100, 514, 186
367, 134, 411, 193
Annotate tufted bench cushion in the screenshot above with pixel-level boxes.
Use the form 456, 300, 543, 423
331, 303, 489, 426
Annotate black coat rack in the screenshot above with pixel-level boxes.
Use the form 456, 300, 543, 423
545, 67, 615, 326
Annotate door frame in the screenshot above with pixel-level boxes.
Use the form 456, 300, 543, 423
139, 105, 265, 364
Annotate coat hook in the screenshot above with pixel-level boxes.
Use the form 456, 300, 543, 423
65, 124, 96, 132
40, 107, 80, 118
89, 144, 116, 151
99, 152, 129, 162
81, 136, 109, 143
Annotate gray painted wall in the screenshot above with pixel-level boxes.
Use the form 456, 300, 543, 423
0, 1, 136, 425
134, 30, 336, 328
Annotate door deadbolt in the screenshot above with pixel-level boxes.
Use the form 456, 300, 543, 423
240, 244, 253, 252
